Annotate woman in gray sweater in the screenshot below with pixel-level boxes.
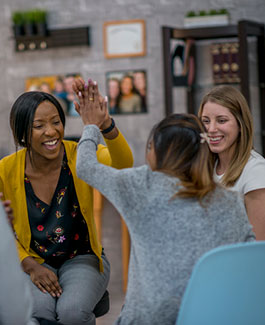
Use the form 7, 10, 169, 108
74, 80, 255, 325
0, 201, 34, 325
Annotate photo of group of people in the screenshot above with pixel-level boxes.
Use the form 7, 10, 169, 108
25, 73, 81, 116
25, 70, 147, 116
106, 70, 147, 114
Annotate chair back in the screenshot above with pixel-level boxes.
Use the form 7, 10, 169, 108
176, 241, 265, 325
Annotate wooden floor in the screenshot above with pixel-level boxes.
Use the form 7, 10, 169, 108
96, 199, 126, 325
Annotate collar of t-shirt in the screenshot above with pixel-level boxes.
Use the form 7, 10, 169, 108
213, 161, 223, 182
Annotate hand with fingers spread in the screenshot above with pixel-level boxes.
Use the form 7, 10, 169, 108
72, 76, 86, 96
72, 78, 105, 112
74, 79, 109, 128
22, 256, 62, 298
73, 78, 115, 131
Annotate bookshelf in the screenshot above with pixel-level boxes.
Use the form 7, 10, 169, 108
162, 20, 265, 154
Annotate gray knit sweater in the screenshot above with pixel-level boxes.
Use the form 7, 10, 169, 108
0, 204, 34, 324
77, 125, 255, 325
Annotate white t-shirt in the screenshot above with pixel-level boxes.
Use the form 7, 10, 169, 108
214, 150, 265, 196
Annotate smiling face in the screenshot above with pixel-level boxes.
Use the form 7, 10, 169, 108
108, 79, 120, 99
201, 101, 240, 159
30, 101, 64, 161
121, 77, 133, 95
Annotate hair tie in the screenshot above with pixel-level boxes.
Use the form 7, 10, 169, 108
200, 133, 210, 144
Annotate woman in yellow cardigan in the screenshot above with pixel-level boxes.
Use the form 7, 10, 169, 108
0, 82, 133, 325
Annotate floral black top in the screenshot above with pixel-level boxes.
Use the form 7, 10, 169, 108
25, 152, 93, 268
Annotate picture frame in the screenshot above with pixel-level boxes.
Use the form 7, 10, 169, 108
103, 19, 146, 58
106, 69, 147, 115
25, 73, 82, 117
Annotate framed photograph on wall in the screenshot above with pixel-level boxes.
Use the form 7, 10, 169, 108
25, 73, 81, 117
103, 19, 146, 58
106, 69, 147, 114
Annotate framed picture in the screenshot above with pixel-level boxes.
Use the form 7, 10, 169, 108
106, 69, 147, 115
103, 19, 146, 58
25, 73, 81, 116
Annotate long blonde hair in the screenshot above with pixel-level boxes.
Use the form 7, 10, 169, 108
198, 85, 253, 187
148, 113, 216, 201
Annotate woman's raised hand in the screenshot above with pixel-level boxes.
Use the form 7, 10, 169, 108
73, 78, 109, 128
72, 76, 85, 97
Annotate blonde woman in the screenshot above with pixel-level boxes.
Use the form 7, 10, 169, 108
198, 85, 265, 240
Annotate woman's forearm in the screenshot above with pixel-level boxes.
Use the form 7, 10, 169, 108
245, 188, 265, 240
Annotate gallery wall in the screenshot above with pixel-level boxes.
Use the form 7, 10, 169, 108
0, 0, 265, 164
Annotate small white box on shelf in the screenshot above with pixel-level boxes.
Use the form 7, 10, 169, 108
184, 15, 229, 28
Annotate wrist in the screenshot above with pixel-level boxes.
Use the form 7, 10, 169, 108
21, 256, 39, 274
101, 117, 112, 131
101, 118, 115, 134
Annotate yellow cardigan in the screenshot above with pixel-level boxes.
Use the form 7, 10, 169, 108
0, 132, 133, 272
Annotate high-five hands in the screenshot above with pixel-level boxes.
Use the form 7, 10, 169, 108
72, 78, 109, 129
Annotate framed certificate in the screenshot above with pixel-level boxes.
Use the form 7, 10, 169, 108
103, 19, 146, 58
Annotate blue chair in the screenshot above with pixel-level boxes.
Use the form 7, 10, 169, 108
176, 241, 265, 325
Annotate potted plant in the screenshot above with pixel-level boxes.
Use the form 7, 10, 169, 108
24, 10, 36, 35
12, 11, 25, 37
33, 9, 48, 36
184, 8, 230, 28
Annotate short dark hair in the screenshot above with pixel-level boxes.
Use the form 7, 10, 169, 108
10, 91, 65, 151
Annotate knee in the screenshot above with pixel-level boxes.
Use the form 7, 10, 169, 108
57, 301, 95, 325
31, 294, 56, 321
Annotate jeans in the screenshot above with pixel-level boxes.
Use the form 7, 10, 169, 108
24, 254, 110, 325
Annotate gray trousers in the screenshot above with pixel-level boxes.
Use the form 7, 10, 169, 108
24, 254, 110, 325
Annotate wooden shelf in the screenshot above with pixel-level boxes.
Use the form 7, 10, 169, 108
14, 26, 90, 51
162, 20, 265, 153
171, 25, 238, 40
